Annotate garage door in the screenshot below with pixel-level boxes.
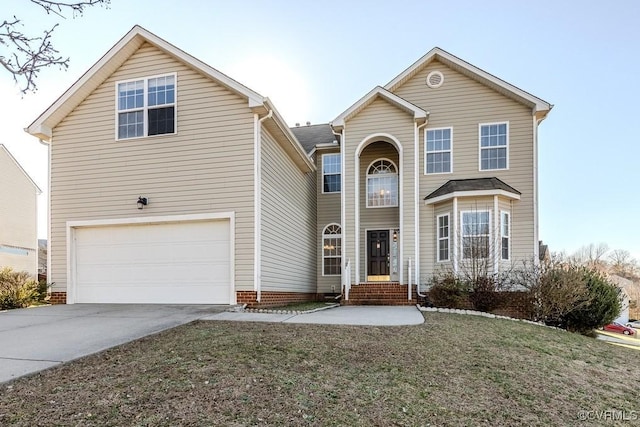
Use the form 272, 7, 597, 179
73, 220, 231, 304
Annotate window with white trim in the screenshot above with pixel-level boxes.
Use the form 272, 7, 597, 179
501, 211, 510, 260
437, 214, 450, 262
366, 159, 398, 207
322, 224, 341, 276
117, 74, 176, 139
461, 211, 490, 259
479, 122, 508, 170
322, 153, 341, 193
426, 128, 452, 174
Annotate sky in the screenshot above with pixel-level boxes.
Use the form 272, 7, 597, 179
1, 0, 639, 261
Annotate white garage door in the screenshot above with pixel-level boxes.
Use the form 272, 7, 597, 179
73, 220, 231, 304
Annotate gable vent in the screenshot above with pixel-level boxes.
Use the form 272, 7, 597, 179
426, 71, 444, 88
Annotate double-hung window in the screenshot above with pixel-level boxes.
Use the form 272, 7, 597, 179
437, 214, 450, 262
461, 211, 490, 259
501, 211, 510, 260
117, 74, 176, 139
479, 122, 508, 170
322, 153, 341, 193
322, 224, 342, 276
426, 128, 452, 174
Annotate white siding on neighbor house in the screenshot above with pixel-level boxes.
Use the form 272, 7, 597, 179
0, 148, 38, 276
392, 59, 536, 280
49, 43, 256, 294
316, 147, 341, 293
261, 128, 316, 292
343, 98, 416, 283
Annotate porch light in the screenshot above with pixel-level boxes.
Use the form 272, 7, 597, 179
137, 196, 148, 209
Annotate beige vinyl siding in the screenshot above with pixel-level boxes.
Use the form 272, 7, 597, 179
0, 149, 38, 276
49, 43, 256, 293
394, 59, 535, 278
261, 128, 316, 292
343, 98, 415, 283
316, 147, 341, 293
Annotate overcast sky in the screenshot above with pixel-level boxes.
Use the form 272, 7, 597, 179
2, 0, 639, 260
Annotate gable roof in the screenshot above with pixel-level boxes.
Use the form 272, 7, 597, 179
0, 145, 42, 193
25, 25, 314, 172
424, 177, 520, 205
331, 86, 428, 129
385, 47, 552, 120
290, 124, 339, 154
27, 25, 264, 142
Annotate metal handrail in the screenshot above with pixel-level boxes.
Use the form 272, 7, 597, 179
343, 258, 351, 300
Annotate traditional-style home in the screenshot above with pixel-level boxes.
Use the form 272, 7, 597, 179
28, 26, 551, 306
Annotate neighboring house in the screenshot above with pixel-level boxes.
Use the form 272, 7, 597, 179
0, 145, 41, 276
38, 239, 47, 275
609, 274, 632, 324
27, 26, 551, 306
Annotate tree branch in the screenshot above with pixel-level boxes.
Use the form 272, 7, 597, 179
0, 1, 109, 93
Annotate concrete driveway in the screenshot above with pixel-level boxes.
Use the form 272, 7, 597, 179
0, 304, 226, 384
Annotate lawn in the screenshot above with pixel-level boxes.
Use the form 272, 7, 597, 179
1, 312, 637, 426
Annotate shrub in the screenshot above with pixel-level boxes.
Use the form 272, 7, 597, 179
468, 275, 503, 312
529, 263, 588, 328
565, 269, 621, 333
0, 267, 39, 310
428, 273, 469, 309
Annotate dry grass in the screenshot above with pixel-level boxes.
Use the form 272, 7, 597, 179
1, 312, 637, 426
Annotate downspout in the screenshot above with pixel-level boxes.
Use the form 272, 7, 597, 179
532, 113, 540, 266
415, 118, 429, 297
38, 138, 52, 298
331, 127, 346, 297
254, 110, 273, 303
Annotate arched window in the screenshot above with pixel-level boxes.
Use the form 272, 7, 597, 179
322, 224, 342, 276
366, 159, 398, 207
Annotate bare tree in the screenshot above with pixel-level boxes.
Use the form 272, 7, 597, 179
570, 243, 609, 270
609, 249, 639, 280
1, 0, 109, 94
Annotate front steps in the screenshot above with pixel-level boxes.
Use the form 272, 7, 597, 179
342, 282, 418, 306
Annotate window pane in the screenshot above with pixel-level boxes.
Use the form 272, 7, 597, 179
118, 80, 143, 111
367, 175, 398, 206
148, 107, 175, 135
118, 111, 143, 139
148, 76, 175, 107
502, 237, 509, 260
439, 239, 449, 261
323, 257, 341, 275
324, 174, 341, 192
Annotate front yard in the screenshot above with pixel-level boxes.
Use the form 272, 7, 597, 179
1, 312, 637, 426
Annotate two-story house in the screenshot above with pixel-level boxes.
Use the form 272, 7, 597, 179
27, 26, 551, 306
0, 145, 41, 276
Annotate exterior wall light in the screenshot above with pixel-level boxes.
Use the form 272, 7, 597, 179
137, 196, 148, 209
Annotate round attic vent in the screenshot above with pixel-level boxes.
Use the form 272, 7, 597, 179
426, 71, 444, 88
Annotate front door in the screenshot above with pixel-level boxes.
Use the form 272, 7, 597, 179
367, 230, 390, 281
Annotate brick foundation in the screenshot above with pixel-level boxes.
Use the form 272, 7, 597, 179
344, 283, 418, 306
421, 290, 535, 320
49, 292, 67, 305
236, 291, 320, 308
